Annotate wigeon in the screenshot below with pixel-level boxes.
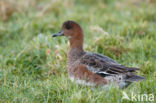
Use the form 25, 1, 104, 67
52, 20, 144, 88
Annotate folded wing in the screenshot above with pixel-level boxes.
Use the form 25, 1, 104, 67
80, 52, 144, 81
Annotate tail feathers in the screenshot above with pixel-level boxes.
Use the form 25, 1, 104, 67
126, 67, 140, 72
126, 74, 145, 82
113, 65, 140, 73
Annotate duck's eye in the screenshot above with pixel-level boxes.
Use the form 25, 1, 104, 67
65, 23, 72, 30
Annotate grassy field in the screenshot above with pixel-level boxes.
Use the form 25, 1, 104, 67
0, 0, 156, 103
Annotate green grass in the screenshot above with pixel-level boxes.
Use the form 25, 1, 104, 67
0, 0, 156, 103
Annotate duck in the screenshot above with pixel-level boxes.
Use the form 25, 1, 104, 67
52, 20, 144, 89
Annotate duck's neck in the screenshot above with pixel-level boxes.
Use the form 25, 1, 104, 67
67, 32, 84, 64
69, 32, 84, 51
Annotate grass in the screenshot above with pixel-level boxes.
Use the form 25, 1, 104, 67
0, 0, 156, 103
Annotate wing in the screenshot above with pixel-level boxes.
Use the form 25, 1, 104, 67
80, 52, 140, 77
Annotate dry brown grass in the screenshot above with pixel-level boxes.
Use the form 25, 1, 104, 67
0, 0, 74, 21
0, 0, 16, 21
0, 0, 37, 21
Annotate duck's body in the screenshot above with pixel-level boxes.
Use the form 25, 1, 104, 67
53, 20, 144, 88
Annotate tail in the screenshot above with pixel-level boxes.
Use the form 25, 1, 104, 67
126, 67, 140, 72
121, 74, 145, 89
126, 74, 145, 82
115, 66, 145, 89
122, 66, 145, 82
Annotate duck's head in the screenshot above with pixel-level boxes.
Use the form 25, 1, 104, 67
52, 20, 83, 39
52, 20, 84, 50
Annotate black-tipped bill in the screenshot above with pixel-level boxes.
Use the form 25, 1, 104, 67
52, 30, 64, 37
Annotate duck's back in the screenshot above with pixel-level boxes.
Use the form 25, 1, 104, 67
79, 52, 144, 88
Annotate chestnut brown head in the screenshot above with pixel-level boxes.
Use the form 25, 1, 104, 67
52, 20, 83, 39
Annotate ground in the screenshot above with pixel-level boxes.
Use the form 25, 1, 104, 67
0, 0, 156, 103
